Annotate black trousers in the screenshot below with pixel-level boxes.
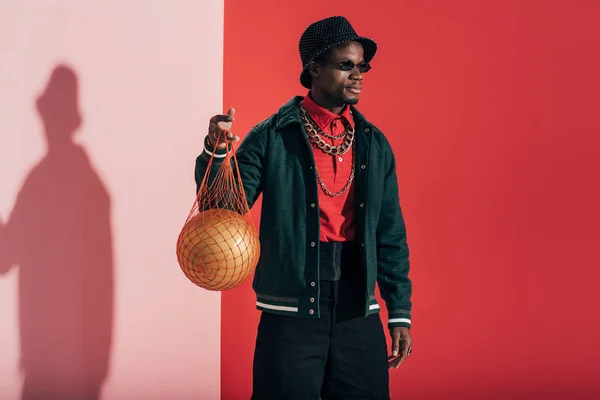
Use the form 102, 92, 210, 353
251, 278, 390, 400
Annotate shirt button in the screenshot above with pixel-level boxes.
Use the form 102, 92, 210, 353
365, 128, 370, 132
311, 281, 316, 287
360, 203, 365, 208
311, 242, 316, 247
310, 203, 316, 208
310, 297, 315, 303
338, 157, 343, 162
309, 309, 314, 315
360, 164, 366, 170
361, 243, 365, 247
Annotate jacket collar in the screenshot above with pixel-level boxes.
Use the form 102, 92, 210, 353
275, 96, 372, 131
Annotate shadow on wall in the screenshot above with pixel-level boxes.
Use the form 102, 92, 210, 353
0, 65, 114, 400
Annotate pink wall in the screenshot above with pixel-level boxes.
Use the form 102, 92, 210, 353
0, 1, 222, 399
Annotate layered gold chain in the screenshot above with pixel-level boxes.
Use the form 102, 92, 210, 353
299, 104, 356, 197
315, 144, 356, 197
299, 104, 355, 156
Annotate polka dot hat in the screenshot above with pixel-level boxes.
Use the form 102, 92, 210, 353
299, 16, 378, 89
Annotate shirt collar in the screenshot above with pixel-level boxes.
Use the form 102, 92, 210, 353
301, 91, 355, 130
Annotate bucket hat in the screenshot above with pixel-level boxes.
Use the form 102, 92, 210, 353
299, 16, 377, 89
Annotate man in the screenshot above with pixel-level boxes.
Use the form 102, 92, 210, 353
196, 16, 413, 400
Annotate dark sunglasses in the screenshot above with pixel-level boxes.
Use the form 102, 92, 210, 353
320, 60, 372, 73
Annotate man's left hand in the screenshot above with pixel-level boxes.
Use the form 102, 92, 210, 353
388, 327, 412, 369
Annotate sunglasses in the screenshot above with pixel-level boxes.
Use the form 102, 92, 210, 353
320, 60, 372, 73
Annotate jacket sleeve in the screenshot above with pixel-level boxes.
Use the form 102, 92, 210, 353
376, 143, 413, 329
194, 127, 266, 210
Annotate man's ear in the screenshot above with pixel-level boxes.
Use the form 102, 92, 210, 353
308, 61, 320, 80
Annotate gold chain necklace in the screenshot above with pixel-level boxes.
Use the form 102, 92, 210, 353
299, 104, 356, 197
314, 143, 356, 197
299, 104, 355, 156
301, 108, 348, 140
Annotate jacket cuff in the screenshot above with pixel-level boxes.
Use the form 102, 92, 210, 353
203, 135, 230, 158
388, 310, 412, 329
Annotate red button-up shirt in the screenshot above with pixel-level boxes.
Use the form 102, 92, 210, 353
302, 93, 357, 242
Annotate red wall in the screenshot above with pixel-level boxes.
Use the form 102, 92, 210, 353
222, 1, 600, 399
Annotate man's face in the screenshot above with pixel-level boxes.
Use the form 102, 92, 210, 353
310, 41, 366, 107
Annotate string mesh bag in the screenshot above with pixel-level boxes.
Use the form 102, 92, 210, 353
176, 130, 260, 291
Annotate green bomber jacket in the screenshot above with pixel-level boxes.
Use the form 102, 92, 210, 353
194, 96, 413, 328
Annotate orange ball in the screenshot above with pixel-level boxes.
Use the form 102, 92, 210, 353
176, 209, 260, 291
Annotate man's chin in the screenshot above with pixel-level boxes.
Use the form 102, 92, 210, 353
342, 96, 359, 105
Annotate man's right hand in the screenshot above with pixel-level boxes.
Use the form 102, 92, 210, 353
208, 107, 240, 149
